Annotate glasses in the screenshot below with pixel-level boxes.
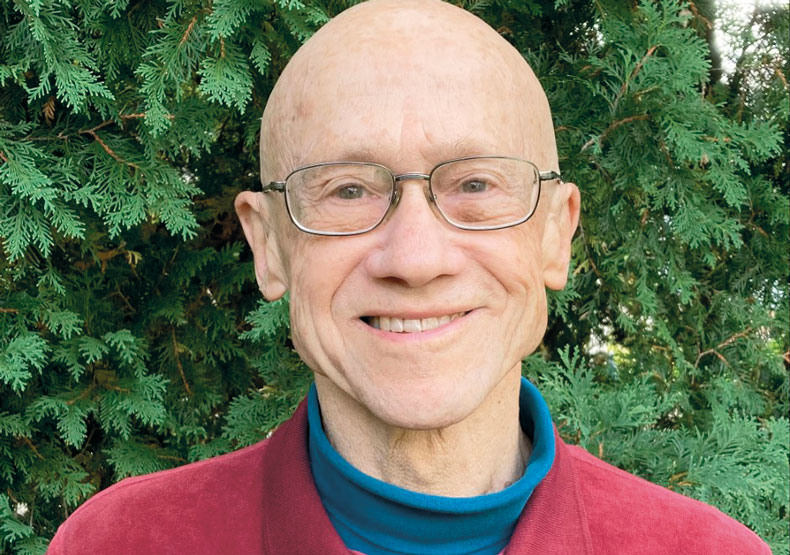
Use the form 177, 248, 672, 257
261, 156, 561, 236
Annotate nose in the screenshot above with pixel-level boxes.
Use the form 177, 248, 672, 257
364, 178, 466, 287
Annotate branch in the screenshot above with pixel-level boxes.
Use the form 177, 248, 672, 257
67, 384, 96, 405
6, 488, 20, 505
687, 2, 712, 30
581, 114, 650, 152
78, 128, 139, 169
156, 454, 187, 463
81, 120, 113, 134
775, 65, 788, 91
172, 328, 193, 396
0, 307, 19, 314
20, 437, 44, 460
615, 45, 658, 106
180, 15, 198, 46
694, 328, 752, 368
110, 285, 137, 313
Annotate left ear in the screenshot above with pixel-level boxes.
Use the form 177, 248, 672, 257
541, 181, 581, 290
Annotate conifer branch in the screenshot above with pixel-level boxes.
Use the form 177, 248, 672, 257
0, 151, 7, 163
617, 45, 657, 101
668, 471, 693, 488
172, 328, 193, 396
79, 127, 139, 169
180, 15, 198, 46
0, 308, 19, 314
695, 328, 752, 367
6, 488, 20, 505
67, 385, 96, 405
118, 112, 173, 124
107, 385, 131, 393
687, 2, 712, 30
42, 97, 55, 125
110, 286, 137, 313
581, 114, 650, 152
19, 437, 44, 460
81, 120, 114, 134
156, 454, 186, 462
774, 66, 788, 91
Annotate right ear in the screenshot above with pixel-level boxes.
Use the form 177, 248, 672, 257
234, 191, 288, 300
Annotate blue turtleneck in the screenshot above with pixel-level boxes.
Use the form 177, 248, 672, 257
307, 377, 555, 555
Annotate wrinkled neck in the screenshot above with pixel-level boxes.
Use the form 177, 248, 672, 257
314, 367, 527, 497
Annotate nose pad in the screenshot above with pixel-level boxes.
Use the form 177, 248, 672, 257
391, 184, 435, 207
389, 176, 435, 214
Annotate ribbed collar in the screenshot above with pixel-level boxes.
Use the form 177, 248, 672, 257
307, 377, 555, 555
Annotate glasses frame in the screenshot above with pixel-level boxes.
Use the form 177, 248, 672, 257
260, 155, 562, 236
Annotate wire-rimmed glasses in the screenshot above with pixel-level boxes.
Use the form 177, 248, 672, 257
261, 156, 561, 236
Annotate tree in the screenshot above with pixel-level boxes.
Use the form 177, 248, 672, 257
0, 1, 787, 553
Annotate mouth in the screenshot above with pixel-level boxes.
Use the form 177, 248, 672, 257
360, 311, 469, 333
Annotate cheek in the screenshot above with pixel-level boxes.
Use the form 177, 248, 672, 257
491, 224, 546, 297
481, 226, 548, 355
283, 240, 331, 370
284, 239, 367, 372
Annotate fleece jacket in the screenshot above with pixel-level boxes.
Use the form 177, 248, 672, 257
47, 397, 771, 555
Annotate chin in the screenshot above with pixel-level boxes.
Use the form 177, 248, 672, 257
356, 375, 489, 431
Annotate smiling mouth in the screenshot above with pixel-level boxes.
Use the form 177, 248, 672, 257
361, 312, 468, 333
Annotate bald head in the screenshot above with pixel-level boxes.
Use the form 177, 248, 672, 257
260, 0, 557, 183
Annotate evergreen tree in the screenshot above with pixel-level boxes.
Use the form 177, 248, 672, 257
0, 1, 786, 553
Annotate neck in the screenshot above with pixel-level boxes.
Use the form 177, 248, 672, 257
314, 366, 530, 497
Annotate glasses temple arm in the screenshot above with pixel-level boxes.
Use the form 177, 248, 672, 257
538, 170, 562, 182
262, 181, 286, 193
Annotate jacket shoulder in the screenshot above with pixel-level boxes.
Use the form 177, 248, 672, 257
565, 444, 771, 555
47, 439, 272, 555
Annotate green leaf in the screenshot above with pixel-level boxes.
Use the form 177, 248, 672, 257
197, 42, 253, 111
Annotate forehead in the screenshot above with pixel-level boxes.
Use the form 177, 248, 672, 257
299, 90, 522, 168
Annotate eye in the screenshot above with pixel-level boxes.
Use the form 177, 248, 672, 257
460, 179, 489, 193
334, 184, 365, 200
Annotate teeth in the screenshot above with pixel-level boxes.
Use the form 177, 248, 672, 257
367, 312, 467, 333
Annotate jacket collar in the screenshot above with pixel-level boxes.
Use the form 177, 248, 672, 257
260, 398, 593, 554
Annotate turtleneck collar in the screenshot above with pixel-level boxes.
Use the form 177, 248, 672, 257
307, 377, 555, 555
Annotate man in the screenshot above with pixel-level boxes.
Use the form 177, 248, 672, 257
48, 1, 771, 553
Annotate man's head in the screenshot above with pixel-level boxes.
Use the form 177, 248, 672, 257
236, 0, 580, 429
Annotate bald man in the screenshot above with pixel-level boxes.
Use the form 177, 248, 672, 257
48, 1, 770, 554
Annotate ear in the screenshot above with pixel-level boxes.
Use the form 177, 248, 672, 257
234, 191, 288, 300
541, 182, 581, 290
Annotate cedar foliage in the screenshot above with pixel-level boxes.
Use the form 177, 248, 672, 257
0, 0, 787, 552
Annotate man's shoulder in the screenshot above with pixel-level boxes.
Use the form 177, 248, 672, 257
48, 438, 272, 554
564, 442, 771, 554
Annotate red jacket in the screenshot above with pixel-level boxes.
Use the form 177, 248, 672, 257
48, 399, 770, 554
